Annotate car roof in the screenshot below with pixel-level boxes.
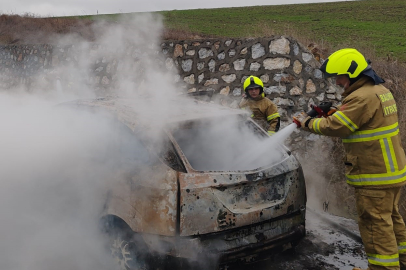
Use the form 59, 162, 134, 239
61, 96, 248, 129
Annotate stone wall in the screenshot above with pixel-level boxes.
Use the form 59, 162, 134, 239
161, 36, 342, 125
0, 37, 342, 114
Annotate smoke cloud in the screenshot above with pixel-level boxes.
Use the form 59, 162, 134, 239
0, 13, 181, 270
0, 12, 304, 270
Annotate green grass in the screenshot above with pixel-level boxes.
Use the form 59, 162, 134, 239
80, 0, 406, 61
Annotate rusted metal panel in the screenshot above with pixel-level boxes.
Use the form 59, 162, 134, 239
178, 154, 306, 236
153, 212, 305, 261
102, 164, 178, 236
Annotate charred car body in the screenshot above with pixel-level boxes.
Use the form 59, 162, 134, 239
63, 97, 307, 269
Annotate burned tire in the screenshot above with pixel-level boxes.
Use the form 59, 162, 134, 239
100, 216, 151, 270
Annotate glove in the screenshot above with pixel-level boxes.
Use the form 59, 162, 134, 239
293, 112, 311, 128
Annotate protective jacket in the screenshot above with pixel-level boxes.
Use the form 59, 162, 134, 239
306, 76, 406, 188
239, 96, 280, 135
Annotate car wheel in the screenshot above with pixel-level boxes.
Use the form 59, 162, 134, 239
101, 217, 150, 270
109, 234, 149, 270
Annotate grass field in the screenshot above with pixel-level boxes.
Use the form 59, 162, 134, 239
84, 0, 406, 61
158, 0, 406, 61
3, 0, 405, 61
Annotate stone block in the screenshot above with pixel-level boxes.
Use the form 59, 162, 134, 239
217, 52, 225, 60
327, 94, 336, 100
250, 62, 261, 71
293, 60, 302, 74
273, 97, 295, 107
252, 43, 265, 59
204, 78, 218, 86
198, 73, 204, 83
269, 37, 290, 54
264, 58, 290, 70
184, 74, 195, 84
274, 73, 295, 83
197, 62, 204, 71
326, 86, 336, 93
298, 97, 307, 106
314, 69, 323, 79
186, 50, 195, 56
289, 86, 302, 96
306, 79, 316, 93
260, 74, 270, 83
299, 78, 305, 88
233, 59, 246, 71
174, 44, 184, 57
308, 98, 316, 109
219, 64, 230, 72
264, 85, 287, 95
316, 93, 325, 101
165, 58, 174, 70
181, 59, 193, 72
220, 86, 230, 96
233, 88, 242, 96
222, 74, 236, 83
199, 48, 214, 59
293, 43, 300, 56
302, 52, 313, 63
208, 59, 216, 72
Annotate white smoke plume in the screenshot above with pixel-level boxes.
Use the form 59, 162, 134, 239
0, 13, 180, 270
0, 12, 304, 270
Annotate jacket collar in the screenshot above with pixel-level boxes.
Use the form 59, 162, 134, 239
249, 96, 264, 101
342, 76, 374, 97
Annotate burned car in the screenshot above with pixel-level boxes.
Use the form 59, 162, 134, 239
63, 96, 306, 269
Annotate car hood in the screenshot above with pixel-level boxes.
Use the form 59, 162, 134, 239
178, 153, 305, 236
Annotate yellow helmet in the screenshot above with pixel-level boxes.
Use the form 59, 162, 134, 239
320, 48, 369, 78
243, 76, 265, 97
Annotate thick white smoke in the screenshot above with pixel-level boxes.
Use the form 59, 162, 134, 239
0, 13, 179, 270
0, 12, 305, 270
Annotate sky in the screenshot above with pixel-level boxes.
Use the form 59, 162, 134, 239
1, 0, 352, 17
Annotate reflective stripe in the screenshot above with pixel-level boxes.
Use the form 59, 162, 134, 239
312, 118, 323, 134
367, 253, 399, 267
251, 114, 254, 118
387, 138, 399, 171
267, 113, 280, 121
346, 165, 406, 186
333, 111, 358, 132
398, 242, 406, 254
268, 131, 275, 135
381, 138, 396, 173
343, 122, 399, 143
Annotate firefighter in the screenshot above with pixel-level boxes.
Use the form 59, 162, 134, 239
240, 75, 280, 135
294, 48, 406, 270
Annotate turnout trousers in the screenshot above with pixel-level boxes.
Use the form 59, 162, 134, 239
355, 187, 406, 270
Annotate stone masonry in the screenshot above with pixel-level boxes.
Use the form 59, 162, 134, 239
0, 37, 342, 128
161, 36, 342, 128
